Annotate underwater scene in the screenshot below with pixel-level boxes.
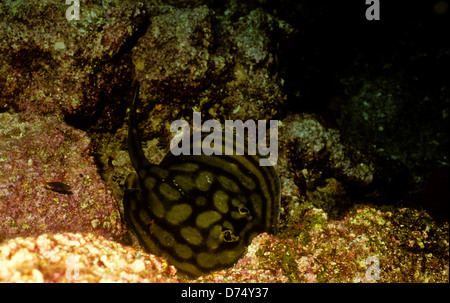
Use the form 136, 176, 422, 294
0, 0, 448, 284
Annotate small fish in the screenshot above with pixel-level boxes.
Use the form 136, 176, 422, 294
45, 181, 73, 195
123, 84, 281, 276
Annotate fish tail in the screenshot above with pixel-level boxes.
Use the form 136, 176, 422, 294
128, 82, 153, 173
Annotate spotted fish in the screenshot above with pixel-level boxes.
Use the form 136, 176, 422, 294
123, 84, 281, 277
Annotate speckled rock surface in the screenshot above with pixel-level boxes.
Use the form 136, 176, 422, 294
276, 112, 375, 224
0, 112, 124, 242
129, 4, 292, 140
193, 206, 448, 283
276, 112, 426, 225
1, 207, 447, 283
0, 232, 177, 282
0, 0, 147, 130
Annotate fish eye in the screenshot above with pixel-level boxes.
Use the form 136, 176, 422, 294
223, 230, 232, 241
238, 206, 250, 215
222, 230, 239, 242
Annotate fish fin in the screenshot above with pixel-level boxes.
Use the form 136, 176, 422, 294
128, 83, 153, 173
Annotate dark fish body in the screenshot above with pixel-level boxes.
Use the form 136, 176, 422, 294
45, 182, 72, 191
123, 85, 281, 277
45, 181, 73, 195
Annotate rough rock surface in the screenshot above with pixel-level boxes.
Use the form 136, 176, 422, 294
0, 0, 147, 130
0, 232, 177, 282
0, 112, 124, 242
276, 112, 375, 225
1, 206, 447, 283
197, 206, 448, 283
129, 4, 292, 141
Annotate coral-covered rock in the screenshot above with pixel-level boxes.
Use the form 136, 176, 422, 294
193, 206, 448, 283
277, 112, 421, 225
134, 5, 213, 97
210, 6, 292, 121
130, 5, 214, 139
0, 112, 124, 241
1, 207, 446, 283
280, 113, 375, 187
0, 233, 177, 282
0, 0, 148, 130
129, 4, 292, 140
276, 113, 375, 224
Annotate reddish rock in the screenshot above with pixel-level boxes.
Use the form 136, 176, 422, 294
0, 232, 177, 282
0, 112, 125, 242
193, 206, 448, 283
0, 0, 147, 130
129, 5, 292, 141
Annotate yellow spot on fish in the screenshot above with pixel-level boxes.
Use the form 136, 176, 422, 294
165, 204, 192, 225
196, 211, 222, 229
195, 171, 214, 191
180, 227, 203, 246
213, 190, 229, 213
159, 183, 181, 201
175, 243, 193, 259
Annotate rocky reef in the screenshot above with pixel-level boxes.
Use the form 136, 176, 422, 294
1, 206, 447, 283
0, 232, 177, 282
195, 206, 448, 283
0, 0, 448, 283
0, 112, 124, 242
